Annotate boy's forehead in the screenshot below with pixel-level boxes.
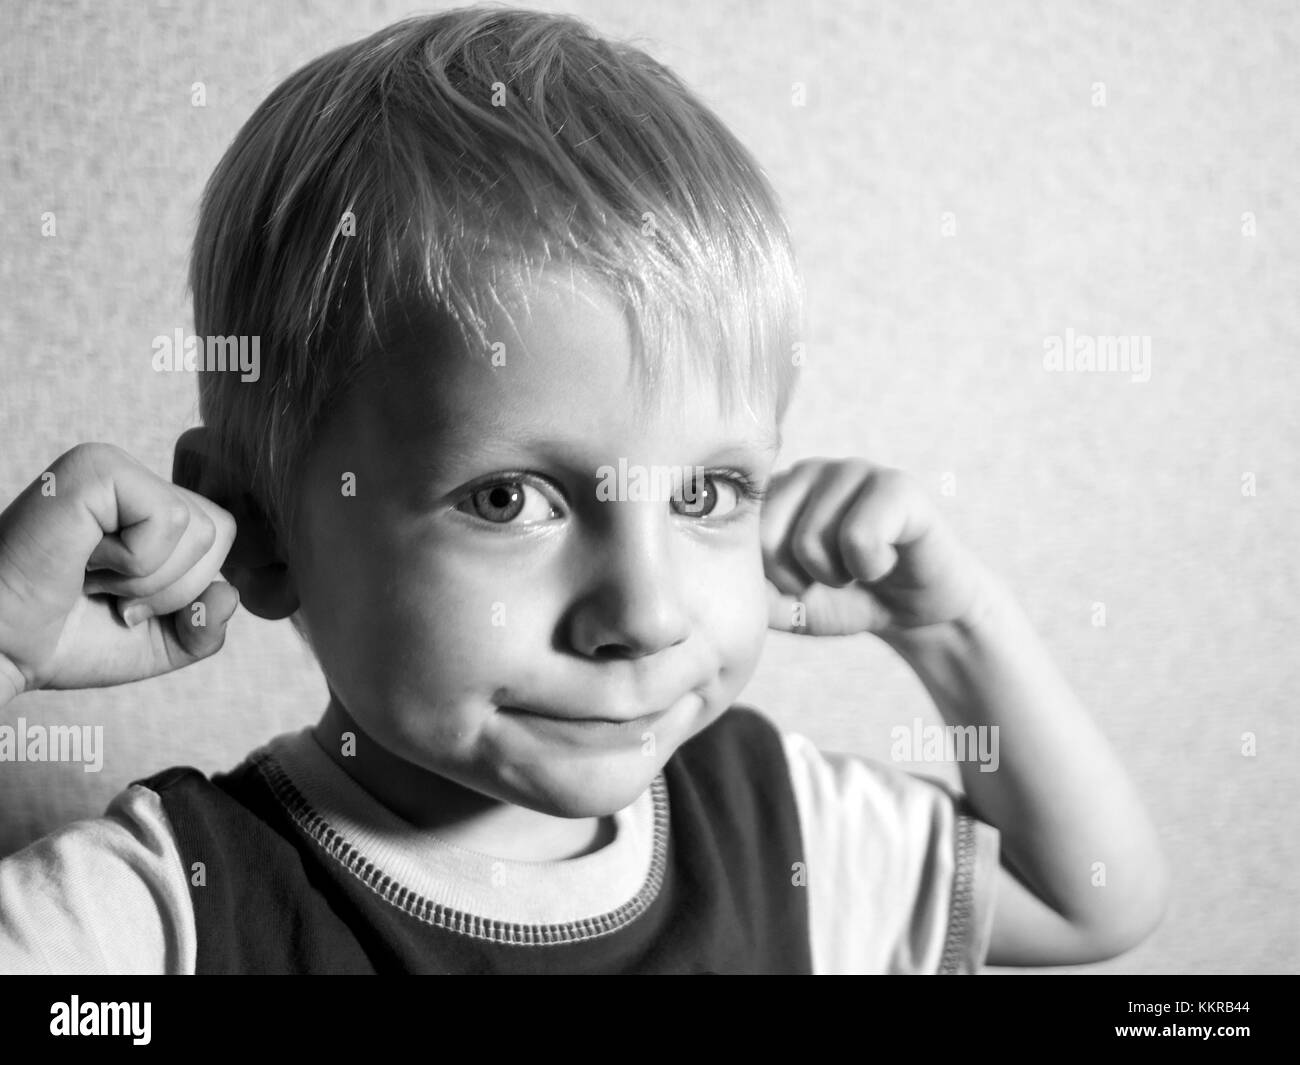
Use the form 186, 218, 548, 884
359, 350, 780, 467
359, 286, 781, 460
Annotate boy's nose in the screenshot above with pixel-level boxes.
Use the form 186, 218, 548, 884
565, 517, 691, 660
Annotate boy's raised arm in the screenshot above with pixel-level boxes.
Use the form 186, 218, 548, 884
880, 576, 1169, 965
762, 458, 1169, 966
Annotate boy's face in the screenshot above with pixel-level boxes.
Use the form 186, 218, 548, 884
290, 271, 781, 818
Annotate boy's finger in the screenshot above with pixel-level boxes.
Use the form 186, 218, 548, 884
85, 491, 235, 605
759, 463, 822, 593
161, 581, 240, 666
787, 464, 867, 588
836, 470, 925, 583
766, 582, 803, 632
85, 497, 194, 580
85, 501, 216, 600
74, 447, 197, 578
110, 521, 236, 625
2, 445, 187, 595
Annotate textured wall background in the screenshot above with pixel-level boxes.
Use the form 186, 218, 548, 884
0, 0, 1295, 974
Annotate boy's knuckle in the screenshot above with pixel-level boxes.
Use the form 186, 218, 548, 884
791, 532, 827, 571
56, 442, 101, 479
162, 500, 191, 533
192, 511, 217, 552
841, 526, 878, 562
212, 507, 237, 548
876, 468, 913, 497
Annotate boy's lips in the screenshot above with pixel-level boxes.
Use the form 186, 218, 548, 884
501, 705, 668, 728
497, 691, 703, 728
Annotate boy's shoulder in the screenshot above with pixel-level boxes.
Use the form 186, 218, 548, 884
671, 702, 792, 780
684, 704, 1002, 974
0, 777, 197, 973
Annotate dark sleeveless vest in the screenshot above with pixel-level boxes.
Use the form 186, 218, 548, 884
135, 706, 812, 973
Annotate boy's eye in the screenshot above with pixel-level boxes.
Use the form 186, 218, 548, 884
457, 478, 560, 525
671, 473, 742, 519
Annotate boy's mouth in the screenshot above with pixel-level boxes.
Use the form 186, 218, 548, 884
495, 690, 704, 732
500, 704, 671, 730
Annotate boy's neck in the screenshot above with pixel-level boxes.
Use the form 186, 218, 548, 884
312, 697, 614, 862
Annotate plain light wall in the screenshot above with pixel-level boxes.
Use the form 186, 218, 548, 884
0, 0, 1295, 974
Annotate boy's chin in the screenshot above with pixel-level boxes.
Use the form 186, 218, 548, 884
506, 756, 664, 819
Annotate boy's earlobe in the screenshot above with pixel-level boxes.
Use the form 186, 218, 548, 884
172, 427, 300, 620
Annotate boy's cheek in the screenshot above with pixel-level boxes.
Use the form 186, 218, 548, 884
346, 569, 568, 684
699, 560, 770, 683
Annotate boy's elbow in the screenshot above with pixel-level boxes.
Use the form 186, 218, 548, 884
1082, 899, 1167, 963
1077, 847, 1171, 962
990, 843, 1170, 966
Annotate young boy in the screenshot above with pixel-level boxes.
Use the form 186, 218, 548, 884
0, 7, 1166, 974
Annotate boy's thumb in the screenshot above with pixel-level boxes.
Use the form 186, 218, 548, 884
168, 581, 241, 666
766, 580, 803, 633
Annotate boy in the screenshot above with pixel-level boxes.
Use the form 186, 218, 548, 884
0, 7, 1166, 973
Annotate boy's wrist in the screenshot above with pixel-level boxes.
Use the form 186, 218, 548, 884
876, 566, 1023, 670
873, 569, 1034, 712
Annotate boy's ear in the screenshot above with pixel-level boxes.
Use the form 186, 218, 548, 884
172, 427, 300, 620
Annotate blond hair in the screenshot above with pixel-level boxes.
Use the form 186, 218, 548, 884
190, 6, 802, 545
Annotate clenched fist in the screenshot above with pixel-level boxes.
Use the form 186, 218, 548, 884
0, 443, 238, 704
761, 458, 990, 637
